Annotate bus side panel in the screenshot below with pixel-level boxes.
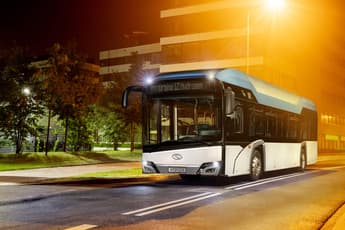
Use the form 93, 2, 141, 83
264, 143, 301, 171
306, 141, 318, 165
225, 145, 250, 176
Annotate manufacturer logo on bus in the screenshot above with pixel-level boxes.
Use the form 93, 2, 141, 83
172, 153, 183, 160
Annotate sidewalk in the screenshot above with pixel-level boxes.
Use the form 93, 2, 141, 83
0, 161, 141, 180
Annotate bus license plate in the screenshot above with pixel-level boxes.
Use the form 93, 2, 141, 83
168, 167, 186, 173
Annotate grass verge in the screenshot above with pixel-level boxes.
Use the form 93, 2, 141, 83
0, 150, 142, 171
74, 167, 148, 178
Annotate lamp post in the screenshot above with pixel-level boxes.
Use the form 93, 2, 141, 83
245, 0, 286, 74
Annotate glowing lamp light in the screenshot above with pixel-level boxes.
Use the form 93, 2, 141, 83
22, 87, 31, 96
144, 76, 154, 85
207, 71, 216, 81
265, 0, 285, 12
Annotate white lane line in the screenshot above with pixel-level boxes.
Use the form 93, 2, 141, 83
64, 224, 98, 230
227, 166, 345, 191
122, 192, 213, 215
135, 192, 221, 217
0, 182, 20, 186
229, 172, 314, 191
224, 172, 303, 190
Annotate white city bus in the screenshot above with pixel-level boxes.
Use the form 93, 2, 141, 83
122, 69, 318, 180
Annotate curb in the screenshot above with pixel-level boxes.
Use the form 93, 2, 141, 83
321, 201, 345, 230
29, 174, 179, 186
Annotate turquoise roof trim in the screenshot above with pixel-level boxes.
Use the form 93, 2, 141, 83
216, 69, 316, 114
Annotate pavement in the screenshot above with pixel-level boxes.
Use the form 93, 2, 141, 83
0, 161, 344, 229
0, 162, 142, 179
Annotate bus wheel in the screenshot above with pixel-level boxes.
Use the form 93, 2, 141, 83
250, 150, 263, 181
300, 150, 307, 172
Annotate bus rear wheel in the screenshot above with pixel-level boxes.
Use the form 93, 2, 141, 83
300, 150, 307, 172
250, 150, 263, 181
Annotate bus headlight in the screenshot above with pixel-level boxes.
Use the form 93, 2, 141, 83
199, 161, 222, 175
142, 161, 158, 173
212, 161, 220, 168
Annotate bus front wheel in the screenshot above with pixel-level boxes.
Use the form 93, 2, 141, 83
250, 150, 263, 181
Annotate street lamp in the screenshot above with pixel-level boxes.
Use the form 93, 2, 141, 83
265, 0, 285, 12
245, 0, 286, 74
22, 87, 31, 96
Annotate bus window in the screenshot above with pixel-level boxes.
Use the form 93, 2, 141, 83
255, 111, 265, 137
288, 115, 300, 139
148, 101, 159, 144
233, 106, 244, 134
161, 103, 173, 142
266, 111, 277, 137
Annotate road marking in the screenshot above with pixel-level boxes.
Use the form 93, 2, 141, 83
64, 224, 98, 230
0, 182, 20, 186
225, 172, 312, 191
122, 192, 212, 215
122, 192, 221, 216
224, 172, 302, 190
135, 192, 221, 216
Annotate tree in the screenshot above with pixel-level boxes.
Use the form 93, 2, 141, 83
0, 47, 45, 154
39, 43, 101, 152
88, 105, 128, 151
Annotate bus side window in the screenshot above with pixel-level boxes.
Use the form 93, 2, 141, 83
277, 113, 288, 138
233, 106, 244, 134
255, 111, 265, 137
265, 111, 277, 137
288, 115, 300, 139
225, 105, 244, 138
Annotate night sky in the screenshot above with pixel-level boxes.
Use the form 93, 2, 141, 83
1, 0, 345, 65
0, 0, 164, 62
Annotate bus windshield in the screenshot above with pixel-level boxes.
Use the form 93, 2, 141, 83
145, 95, 222, 145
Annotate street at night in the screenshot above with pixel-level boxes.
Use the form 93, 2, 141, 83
1, 0, 345, 229
1, 153, 345, 229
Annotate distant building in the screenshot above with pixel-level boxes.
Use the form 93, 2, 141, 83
31, 59, 100, 74
99, 43, 161, 82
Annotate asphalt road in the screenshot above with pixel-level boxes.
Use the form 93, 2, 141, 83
1, 153, 345, 230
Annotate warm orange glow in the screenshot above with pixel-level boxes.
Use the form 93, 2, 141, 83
265, 0, 285, 12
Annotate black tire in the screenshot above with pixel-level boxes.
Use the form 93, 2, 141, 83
250, 149, 263, 181
300, 149, 307, 172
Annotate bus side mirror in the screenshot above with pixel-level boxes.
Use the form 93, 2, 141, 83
225, 89, 235, 116
122, 85, 144, 108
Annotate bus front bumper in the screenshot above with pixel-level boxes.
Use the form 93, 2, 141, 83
142, 161, 222, 176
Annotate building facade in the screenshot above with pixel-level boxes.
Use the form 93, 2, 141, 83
99, 43, 161, 82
